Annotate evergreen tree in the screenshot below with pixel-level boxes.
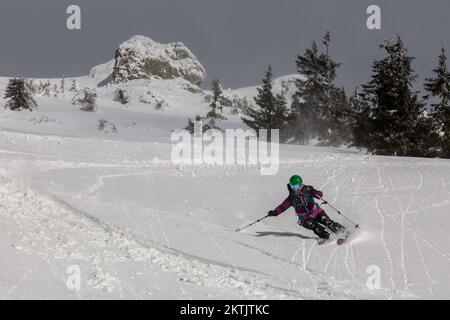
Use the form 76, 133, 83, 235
320, 32, 350, 146
116, 89, 130, 105
293, 32, 346, 145
43, 80, 51, 97
3, 78, 37, 111
37, 81, 45, 94
424, 47, 450, 158
322, 31, 337, 87
241, 65, 288, 141
72, 88, 97, 112
70, 80, 78, 92
351, 37, 428, 156
325, 87, 352, 146
294, 41, 325, 141
349, 88, 371, 149
60, 77, 66, 96
203, 79, 227, 131
26, 79, 37, 95
53, 84, 59, 97
210, 79, 223, 113
184, 115, 203, 134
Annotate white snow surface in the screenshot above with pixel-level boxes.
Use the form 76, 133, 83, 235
1, 71, 450, 300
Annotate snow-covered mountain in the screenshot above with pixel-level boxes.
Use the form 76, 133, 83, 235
0, 35, 298, 140
1, 35, 450, 300
0, 36, 214, 139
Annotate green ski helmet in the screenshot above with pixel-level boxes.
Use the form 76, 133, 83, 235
289, 175, 303, 187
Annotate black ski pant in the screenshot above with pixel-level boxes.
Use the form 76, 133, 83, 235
302, 212, 346, 239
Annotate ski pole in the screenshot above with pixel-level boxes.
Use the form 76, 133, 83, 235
235, 215, 269, 232
319, 197, 360, 229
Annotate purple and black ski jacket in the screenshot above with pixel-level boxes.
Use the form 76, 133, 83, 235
274, 184, 324, 225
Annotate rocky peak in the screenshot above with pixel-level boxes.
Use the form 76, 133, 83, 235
111, 35, 206, 86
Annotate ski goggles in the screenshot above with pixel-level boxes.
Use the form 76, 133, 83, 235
291, 184, 302, 191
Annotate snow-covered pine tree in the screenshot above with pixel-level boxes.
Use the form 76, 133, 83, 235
184, 115, 203, 134
349, 88, 371, 149
4, 78, 37, 111
293, 32, 347, 145
38, 80, 44, 93
26, 79, 37, 94
43, 80, 51, 97
70, 80, 79, 92
185, 79, 227, 133
322, 31, 336, 91
241, 65, 288, 141
320, 32, 350, 146
203, 79, 227, 131
72, 88, 97, 112
53, 84, 59, 97
424, 47, 450, 158
116, 89, 130, 105
210, 79, 223, 113
294, 41, 324, 142
60, 77, 66, 96
351, 37, 428, 157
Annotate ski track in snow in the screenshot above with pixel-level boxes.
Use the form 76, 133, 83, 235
1, 177, 298, 299
1, 131, 450, 299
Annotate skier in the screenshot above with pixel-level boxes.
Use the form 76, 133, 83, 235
268, 175, 346, 242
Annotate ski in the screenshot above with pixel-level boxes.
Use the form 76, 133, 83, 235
317, 230, 352, 246
317, 238, 333, 245
336, 231, 352, 245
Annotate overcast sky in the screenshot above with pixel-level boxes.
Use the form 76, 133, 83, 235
1, 0, 450, 91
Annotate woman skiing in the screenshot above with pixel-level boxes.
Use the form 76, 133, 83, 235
268, 175, 346, 242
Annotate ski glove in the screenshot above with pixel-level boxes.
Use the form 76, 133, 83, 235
268, 210, 278, 217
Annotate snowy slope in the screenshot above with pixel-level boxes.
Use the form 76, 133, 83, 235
0, 76, 243, 142
0, 104, 450, 299
1, 37, 450, 299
